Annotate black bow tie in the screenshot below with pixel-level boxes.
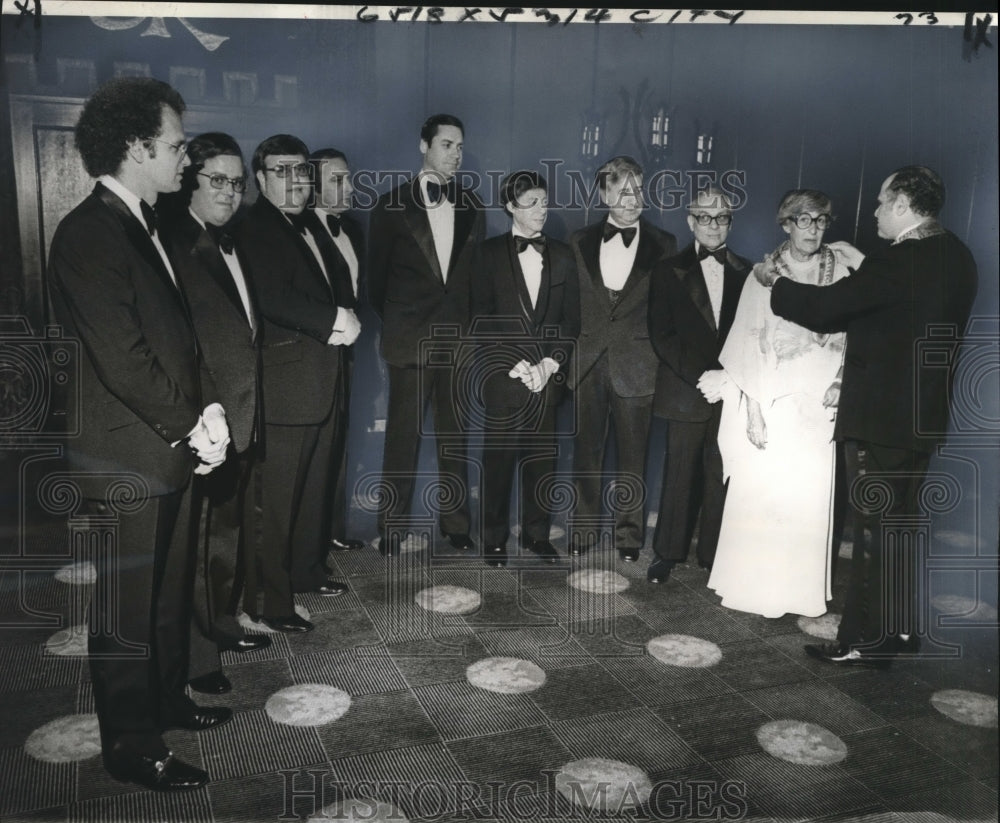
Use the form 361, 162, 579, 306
514, 235, 546, 255
207, 224, 234, 254
140, 200, 157, 236
603, 222, 636, 248
325, 213, 341, 238
425, 178, 456, 205
698, 245, 727, 265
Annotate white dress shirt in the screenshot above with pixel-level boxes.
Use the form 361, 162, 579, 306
513, 230, 543, 309
599, 218, 640, 291
419, 173, 455, 282
695, 241, 725, 328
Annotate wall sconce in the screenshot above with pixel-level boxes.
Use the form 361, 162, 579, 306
696, 133, 714, 166
580, 114, 603, 161
650, 106, 670, 150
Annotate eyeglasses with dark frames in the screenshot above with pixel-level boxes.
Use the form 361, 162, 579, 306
690, 212, 733, 227
788, 213, 834, 230
263, 163, 313, 180
197, 172, 247, 193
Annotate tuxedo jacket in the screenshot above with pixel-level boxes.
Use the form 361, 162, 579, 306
368, 178, 485, 367
235, 197, 342, 426
166, 211, 261, 453
568, 217, 677, 397
650, 242, 751, 422
772, 225, 977, 453
471, 233, 580, 409
47, 182, 208, 497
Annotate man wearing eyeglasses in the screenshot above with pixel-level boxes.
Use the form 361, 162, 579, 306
234, 134, 355, 634
757, 166, 978, 667
566, 156, 677, 563
47, 77, 231, 791
160, 132, 271, 698
647, 187, 751, 585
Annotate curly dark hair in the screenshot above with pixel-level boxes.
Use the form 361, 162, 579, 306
886, 165, 945, 217
75, 77, 185, 178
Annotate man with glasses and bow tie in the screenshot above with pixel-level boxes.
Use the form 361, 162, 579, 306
566, 156, 677, 564
472, 171, 580, 567
160, 132, 272, 698
646, 187, 751, 585
47, 77, 231, 791
368, 114, 485, 556
235, 134, 356, 634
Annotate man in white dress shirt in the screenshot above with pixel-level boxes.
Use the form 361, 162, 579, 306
567, 156, 677, 563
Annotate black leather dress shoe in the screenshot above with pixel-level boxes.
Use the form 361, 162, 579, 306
484, 544, 507, 567
164, 706, 233, 732
442, 530, 475, 551
330, 536, 365, 551
698, 560, 713, 571
315, 579, 349, 597
618, 548, 640, 563
232, 634, 272, 653
568, 542, 588, 557
106, 748, 208, 791
647, 559, 674, 584
527, 539, 559, 563
259, 614, 314, 633
188, 671, 231, 695
804, 642, 892, 669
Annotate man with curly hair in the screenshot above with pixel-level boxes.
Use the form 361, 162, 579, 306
48, 77, 232, 791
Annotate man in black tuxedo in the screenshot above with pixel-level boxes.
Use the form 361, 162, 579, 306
757, 166, 977, 666
309, 147, 367, 554
235, 134, 354, 633
472, 171, 580, 566
567, 156, 677, 562
47, 77, 231, 791
647, 188, 750, 584
368, 114, 485, 554
162, 132, 272, 697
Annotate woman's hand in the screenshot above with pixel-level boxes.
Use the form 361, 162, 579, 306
746, 399, 767, 450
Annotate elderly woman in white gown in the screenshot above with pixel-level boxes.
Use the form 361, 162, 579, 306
708, 190, 856, 618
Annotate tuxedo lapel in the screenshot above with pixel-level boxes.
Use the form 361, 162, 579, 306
675, 245, 717, 335
534, 244, 552, 326
580, 222, 609, 305
192, 226, 251, 326
260, 198, 333, 298
450, 190, 477, 272
617, 221, 658, 303
402, 179, 445, 285
96, 184, 188, 317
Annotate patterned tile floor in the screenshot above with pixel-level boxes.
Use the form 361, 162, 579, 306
1, 510, 997, 823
